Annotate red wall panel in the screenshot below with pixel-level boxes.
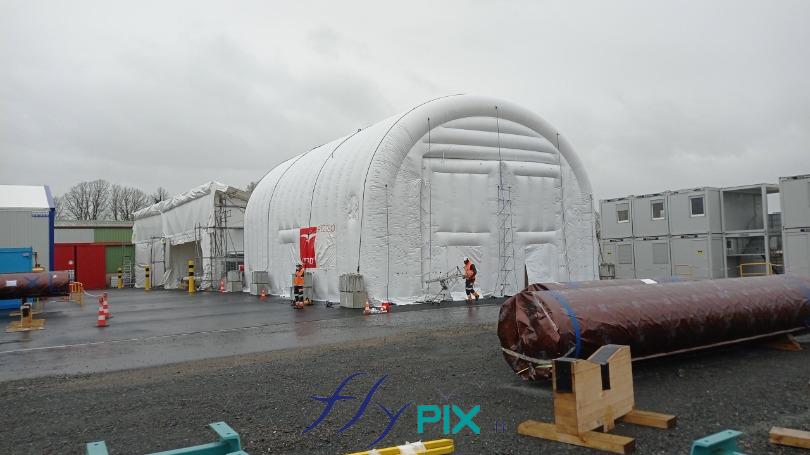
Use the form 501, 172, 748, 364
54, 243, 107, 289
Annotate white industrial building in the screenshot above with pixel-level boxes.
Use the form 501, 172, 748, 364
0, 185, 55, 271
244, 94, 598, 303
132, 182, 248, 290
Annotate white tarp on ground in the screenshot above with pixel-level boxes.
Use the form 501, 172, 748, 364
244, 95, 598, 303
132, 181, 247, 289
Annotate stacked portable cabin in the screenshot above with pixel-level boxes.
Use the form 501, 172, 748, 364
599, 197, 635, 279
631, 192, 672, 279
600, 187, 727, 280
668, 188, 725, 279
720, 184, 780, 277
780, 175, 810, 275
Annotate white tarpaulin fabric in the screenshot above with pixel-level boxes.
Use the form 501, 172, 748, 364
244, 95, 598, 303
132, 181, 248, 289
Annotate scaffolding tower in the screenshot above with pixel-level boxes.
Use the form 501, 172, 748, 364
194, 191, 245, 290
495, 184, 517, 297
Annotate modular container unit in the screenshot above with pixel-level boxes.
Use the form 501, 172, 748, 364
670, 234, 724, 279
600, 197, 634, 240
0, 185, 55, 271
631, 192, 670, 237
599, 239, 636, 279
721, 184, 779, 233
633, 237, 672, 279
721, 184, 781, 277
54, 243, 107, 289
0, 247, 34, 309
783, 228, 810, 276
668, 187, 722, 236
780, 175, 810, 229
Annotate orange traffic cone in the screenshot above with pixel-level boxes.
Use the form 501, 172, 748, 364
97, 299, 107, 328
363, 300, 371, 315
260, 289, 267, 301
381, 301, 391, 313
102, 293, 112, 319
219, 278, 225, 293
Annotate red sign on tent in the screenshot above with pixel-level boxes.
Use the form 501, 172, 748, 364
300, 226, 317, 268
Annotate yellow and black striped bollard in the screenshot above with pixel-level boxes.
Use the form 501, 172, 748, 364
188, 260, 195, 294
145, 265, 151, 291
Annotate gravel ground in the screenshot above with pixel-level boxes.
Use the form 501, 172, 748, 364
0, 324, 808, 454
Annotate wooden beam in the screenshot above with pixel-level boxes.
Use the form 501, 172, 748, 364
764, 334, 803, 351
619, 409, 677, 429
518, 420, 635, 454
769, 427, 810, 449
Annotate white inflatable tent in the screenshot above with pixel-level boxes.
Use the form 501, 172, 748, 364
132, 181, 249, 290
244, 95, 597, 302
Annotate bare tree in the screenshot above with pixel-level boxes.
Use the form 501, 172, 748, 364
245, 181, 258, 194
62, 181, 92, 220
87, 179, 111, 219
53, 195, 65, 219
111, 184, 150, 220
151, 186, 170, 204
61, 180, 111, 220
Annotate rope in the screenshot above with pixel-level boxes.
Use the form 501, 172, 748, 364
500, 347, 551, 367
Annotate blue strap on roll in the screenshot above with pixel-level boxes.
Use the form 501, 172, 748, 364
547, 289, 582, 358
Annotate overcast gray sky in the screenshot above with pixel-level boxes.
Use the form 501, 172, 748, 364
1, 0, 808, 201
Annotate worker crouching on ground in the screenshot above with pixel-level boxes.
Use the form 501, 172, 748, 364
293, 263, 305, 309
463, 257, 480, 302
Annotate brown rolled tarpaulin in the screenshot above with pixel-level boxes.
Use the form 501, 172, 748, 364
0, 271, 71, 300
498, 275, 810, 381
528, 276, 689, 292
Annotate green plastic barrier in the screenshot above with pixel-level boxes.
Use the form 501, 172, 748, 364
86, 422, 247, 455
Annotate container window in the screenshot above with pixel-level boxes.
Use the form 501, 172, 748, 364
690, 196, 705, 217
617, 203, 630, 223
652, 242, 669, 264
651, 200, 665, 220
618, 244, 633, 264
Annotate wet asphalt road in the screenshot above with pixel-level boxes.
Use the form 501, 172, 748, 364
1, 289, 809, 454
0, 289, 502, 380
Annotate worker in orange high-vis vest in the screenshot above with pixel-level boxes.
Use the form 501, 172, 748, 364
293, 263, 305, 309
463, 257, 480, 302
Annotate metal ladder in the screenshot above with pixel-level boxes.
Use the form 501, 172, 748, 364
122, 256, 134, 287
495, 184, 517, 297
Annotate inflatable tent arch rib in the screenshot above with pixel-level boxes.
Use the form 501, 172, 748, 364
244, 94, 597, 303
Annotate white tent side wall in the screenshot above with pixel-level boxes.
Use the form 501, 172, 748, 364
133, 182, 247, 290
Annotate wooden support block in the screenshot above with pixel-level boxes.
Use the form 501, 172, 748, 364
619, 409, 677, 429
765, 334, 803, 351
518, 420, 636, 454
6, 319, 45, 333
769, 427, 810, 449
